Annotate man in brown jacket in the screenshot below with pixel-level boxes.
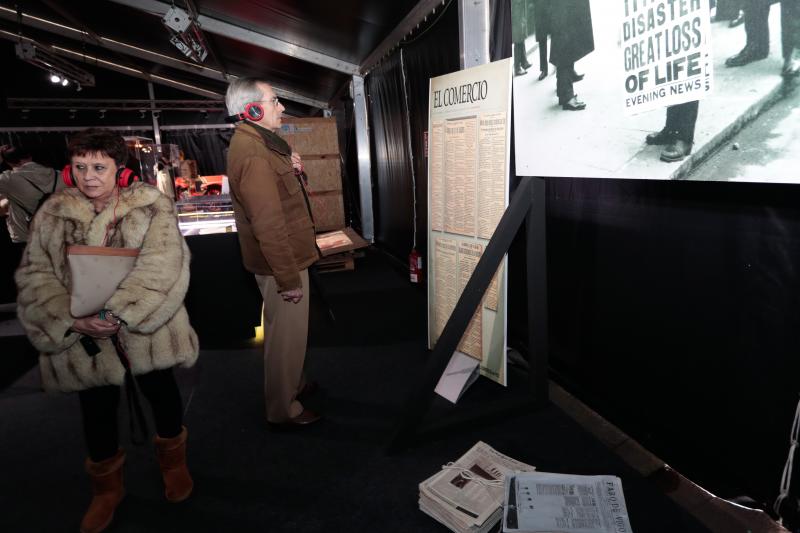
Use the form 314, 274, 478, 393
225, 78, 321, 426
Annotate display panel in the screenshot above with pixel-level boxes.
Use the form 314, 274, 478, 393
427, 58, 512, 386
511, 1, 799, 182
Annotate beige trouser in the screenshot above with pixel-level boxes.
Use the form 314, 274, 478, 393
255, 269, 309, 423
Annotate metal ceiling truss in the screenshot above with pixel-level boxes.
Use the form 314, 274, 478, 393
359, 0, 448, 74
0, 6, 329, 110
7, 97, 225, 112
108, 0, 360, 76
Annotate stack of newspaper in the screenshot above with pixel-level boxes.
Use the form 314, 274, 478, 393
419, 441, 537, 533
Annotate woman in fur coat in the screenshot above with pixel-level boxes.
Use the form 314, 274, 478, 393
15, 129, 199, 533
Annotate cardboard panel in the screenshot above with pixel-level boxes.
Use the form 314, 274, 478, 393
279, 117, 339, 156
310, 191, 344, 232
304, 157, 342, 193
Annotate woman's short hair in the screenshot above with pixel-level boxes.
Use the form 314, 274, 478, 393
225, 77, 264, 116
1, 145, 32, 165
67, 129, 128, 166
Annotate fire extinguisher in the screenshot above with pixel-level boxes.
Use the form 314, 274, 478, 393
409, 248, 422, 283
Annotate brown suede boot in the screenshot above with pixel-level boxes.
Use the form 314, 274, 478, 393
154, 426, 193, 502
80, 450, 125, 533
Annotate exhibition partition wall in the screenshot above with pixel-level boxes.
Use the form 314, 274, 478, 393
506, 0, 800, 507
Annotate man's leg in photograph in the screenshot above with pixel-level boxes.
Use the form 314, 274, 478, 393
726, 0, 772, 66
660, 101, 699, 163
781, 0, 800, 76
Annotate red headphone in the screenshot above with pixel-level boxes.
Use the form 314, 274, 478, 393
233, 102, 264, 122
62, 164, 140, 188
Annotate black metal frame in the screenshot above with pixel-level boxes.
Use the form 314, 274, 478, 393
387, 175, 549, 452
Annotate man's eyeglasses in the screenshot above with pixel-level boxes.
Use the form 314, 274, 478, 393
255, 96, 280, 107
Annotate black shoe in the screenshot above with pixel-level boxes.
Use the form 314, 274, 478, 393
783, 57, 800, 78
729, 11, 744, 28
538, 70, 547, 81
660, 139, 692, 162
570, 68, 584, 82
726, 47, 768, 67
561, 96, 586, 111
521, 58, 533, 69
645, 128, 673, 145
514, 65, 528, 77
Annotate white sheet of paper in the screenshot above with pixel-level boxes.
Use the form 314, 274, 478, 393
435, 351, 481, 404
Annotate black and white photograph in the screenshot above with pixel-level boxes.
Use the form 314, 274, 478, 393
512, 0, 800, 182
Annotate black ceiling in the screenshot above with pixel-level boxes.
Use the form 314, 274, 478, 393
0, 0, 430, 115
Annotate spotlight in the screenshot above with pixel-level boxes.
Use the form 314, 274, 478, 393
61, 78, 69, 87
99, 109, 106, 119
162, 6, 208, 63
50, 73, 61, 83
69, 109, 76, 119
76, 83, 82, 92
139, 109, 146, 119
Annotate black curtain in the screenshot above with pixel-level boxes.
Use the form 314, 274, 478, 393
490, 0, 513, 61
543, 178, 800, 504
365, 1, 460, 261
160, 128, 233, 176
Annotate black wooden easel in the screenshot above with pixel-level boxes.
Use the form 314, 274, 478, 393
387, 175, 549, 452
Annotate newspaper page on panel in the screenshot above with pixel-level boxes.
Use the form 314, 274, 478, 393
427, 58, 512, 385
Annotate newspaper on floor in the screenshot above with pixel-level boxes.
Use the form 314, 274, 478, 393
419, 441, 537, 533
503, 472, 633, 533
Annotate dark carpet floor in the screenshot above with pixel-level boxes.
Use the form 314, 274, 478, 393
0, 250, 709, 532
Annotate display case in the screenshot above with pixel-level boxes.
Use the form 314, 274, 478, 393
176, 194, 237, 236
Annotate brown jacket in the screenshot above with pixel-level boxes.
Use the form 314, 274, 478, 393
226, 122, 319, 291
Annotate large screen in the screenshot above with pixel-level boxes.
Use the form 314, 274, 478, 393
511, 0, 799, 182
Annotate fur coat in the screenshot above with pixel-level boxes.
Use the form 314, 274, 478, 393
15, 182, 199, 393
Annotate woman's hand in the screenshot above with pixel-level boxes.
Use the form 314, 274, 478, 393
72, 315, 120, 338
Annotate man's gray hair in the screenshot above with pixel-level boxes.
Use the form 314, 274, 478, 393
225, 77, 265, 116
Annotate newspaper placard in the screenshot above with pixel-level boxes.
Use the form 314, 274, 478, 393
427, 58, 512, 387
503, 472, 633, 533
622, 0, 713, 115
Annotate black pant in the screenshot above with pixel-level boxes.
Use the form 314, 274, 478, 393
78, 368, 183, 462
782, 0, 800, 59
744, 0, 773, 53
556, 62, 576, 104
716, 0, 743, 19
665, 101, 700, 144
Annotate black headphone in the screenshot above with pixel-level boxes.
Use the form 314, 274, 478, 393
226, 102, 264, 123
62, 164, 140, 188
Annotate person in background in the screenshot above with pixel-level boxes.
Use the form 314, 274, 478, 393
15, 129, 199, 533
533, 0, 551, 80
225, 77, 322, 428
512, 0, 533, 76
547, 0, 594, 110
0, 145, 62, 276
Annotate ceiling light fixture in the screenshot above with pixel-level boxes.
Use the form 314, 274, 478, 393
16, 41, 95, 91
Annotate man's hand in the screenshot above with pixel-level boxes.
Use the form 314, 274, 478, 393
291, 151, 304, 175
280, 288, 303, 304
72, 315, 121, 338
